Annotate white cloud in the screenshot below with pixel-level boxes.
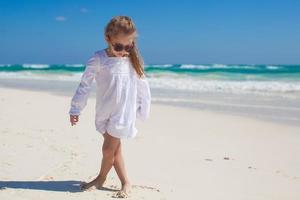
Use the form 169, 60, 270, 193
80, 8, 88, 13
55, 16, 67, 22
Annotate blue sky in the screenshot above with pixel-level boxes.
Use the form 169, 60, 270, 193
0, 0, 299, 64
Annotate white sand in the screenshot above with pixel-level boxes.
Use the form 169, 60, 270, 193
0, 87, 300, 200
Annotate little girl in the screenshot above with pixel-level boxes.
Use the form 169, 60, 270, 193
68, 16, 151, 198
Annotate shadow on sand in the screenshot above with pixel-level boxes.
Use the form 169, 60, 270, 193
0, 180, 118, 193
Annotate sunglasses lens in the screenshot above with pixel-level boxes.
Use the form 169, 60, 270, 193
125, 44, 134, 52
113, 43, 123, 52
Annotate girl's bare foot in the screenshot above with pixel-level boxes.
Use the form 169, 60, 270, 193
113, 182, 131, 198
80, 175, 107, 191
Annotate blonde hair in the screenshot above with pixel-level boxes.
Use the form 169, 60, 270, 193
104, 16, 145, 78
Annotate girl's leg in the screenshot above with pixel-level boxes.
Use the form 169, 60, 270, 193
80, 132, 120, 190
113, 141, 131, 196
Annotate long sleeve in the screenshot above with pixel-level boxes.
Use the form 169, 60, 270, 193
136, 76, 151, 121
69, 53, 99, 116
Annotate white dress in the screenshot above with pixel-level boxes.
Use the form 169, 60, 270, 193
69, 49, 151, 139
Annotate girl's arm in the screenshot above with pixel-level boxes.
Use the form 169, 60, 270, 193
69, 52, 99, 116
136, 76, 151, 121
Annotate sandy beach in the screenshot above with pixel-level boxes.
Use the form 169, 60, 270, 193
0, 86, 300, 200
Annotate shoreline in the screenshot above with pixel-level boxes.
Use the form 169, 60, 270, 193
0, 78, 299, 127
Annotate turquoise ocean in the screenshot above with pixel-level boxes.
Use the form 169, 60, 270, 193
1, 63, 300, 125
1, 64, 300, 94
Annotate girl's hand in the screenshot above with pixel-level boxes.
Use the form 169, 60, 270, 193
70, 115, 79, 126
